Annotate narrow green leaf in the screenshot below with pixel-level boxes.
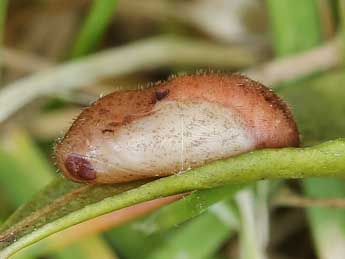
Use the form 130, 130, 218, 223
0, 0, 8, 84
0, 130, 54, 206
301, 178, 345, 259
133, 184, 245, 235
2, 139, 345, 257
147, 203, 236, 259
70, 0, 119, 58
105, 221, 165, 259
266, 0, 322, 56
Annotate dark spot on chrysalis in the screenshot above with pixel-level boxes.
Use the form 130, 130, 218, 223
102, 129, 114, 134
155, 89, 170, 101
64, 154, 96, 181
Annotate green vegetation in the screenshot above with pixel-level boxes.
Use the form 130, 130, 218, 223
1, 1, 345, 258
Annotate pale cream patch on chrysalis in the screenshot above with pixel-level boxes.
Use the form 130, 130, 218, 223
86, 100, 256, 182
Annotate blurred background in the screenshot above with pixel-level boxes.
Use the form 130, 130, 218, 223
0, 0, 345, 258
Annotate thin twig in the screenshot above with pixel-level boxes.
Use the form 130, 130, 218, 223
245, 39, 340, 86
273, 191, 345, 208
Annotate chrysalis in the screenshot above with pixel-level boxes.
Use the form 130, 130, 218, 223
56, 74, 299, 183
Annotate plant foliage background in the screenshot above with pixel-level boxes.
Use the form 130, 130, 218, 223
0, 0, 345, 258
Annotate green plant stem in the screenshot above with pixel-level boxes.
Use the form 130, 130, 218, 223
2, 139, 345, 258
70, 0, 119, 58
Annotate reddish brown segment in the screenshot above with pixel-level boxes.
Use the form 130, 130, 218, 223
55, 73, 299, 184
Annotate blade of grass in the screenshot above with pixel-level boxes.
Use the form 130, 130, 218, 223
105, 220, 165, 259
70, 0, 119, 58
266, 0, 322, 56
147, 202, 236, 259
0, 129, 54, 206
133, 184, 245, 235
302, 178, 345, 258
236, 189, 265, 259
0, 0, 8, 85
